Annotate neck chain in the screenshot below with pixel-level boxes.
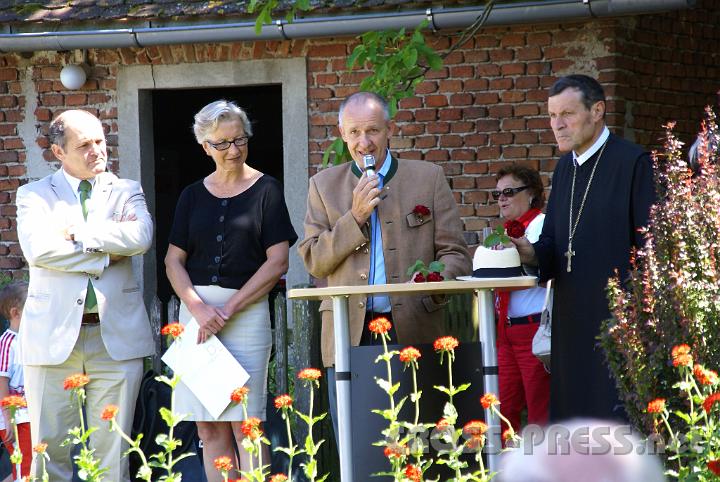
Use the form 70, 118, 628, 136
565, 139, 608, 272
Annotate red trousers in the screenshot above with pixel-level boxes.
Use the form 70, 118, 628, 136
497, 319, 550, 433
0, 421, 32, 479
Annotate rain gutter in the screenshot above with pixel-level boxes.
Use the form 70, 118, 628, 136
0, 0, 695, 53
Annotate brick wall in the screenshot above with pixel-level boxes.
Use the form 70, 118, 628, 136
0, 0, 718, 278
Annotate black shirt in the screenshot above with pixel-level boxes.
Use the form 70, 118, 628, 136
169, 175, 298, 290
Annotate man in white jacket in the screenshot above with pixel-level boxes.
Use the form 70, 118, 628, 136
16, 109, 154, 481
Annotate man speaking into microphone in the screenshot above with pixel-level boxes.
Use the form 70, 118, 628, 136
298, 91, 470, 436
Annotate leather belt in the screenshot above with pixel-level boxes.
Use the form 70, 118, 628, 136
81, 313, 100, 325
507, 313, 541, 326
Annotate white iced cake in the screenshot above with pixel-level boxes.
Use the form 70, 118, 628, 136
471, 246, 523, 277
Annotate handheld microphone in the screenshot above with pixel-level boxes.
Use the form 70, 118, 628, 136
362, 154, 376, 177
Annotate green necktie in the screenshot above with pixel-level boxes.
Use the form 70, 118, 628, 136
78, 180, 97, 310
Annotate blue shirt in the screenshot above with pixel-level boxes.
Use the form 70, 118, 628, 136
364, 151, 392, 313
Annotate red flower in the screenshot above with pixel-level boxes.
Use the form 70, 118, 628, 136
647, 398, 666, 414
709, 460, 720, 475
694, 364, 719, 386
63, 374, 90, 391
703, 393, 720, 412
368, 317, 392, 335
240, 417, 263, 440
404, 464, 422, 482
161, 322, 184, 338
214, 456, 233, 472
413, 272, 426, 283
671, 344, 693, 367
383, 443, 406, 459
433, 336, 459, 353
274, 394, 293, 410
399, 346, 422, 364
269, 474, 288, 482
426, 272, 444, 282
504, 219, 526, 238
0, 395, 26, 409
298, 368, 322, 381
412, 205, 430, 217
465, 435, 486, 450
463, 420, 488, 438
502, 428, 515, 442
480, 393, 499, 409
101, 404, 119, 421
230, 386, 250, 405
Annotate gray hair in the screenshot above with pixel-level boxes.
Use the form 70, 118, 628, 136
192, 100, 253, 143
498, 419, 666, 482
48, 109, 100, 148
338, 92, 390, 127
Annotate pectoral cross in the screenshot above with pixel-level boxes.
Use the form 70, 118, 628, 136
565, 242, 575, 273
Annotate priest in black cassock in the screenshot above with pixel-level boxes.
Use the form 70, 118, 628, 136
512, 74, 656, 421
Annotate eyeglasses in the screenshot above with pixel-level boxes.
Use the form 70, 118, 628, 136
207, 136, 249, 151
491, 186, 529, 200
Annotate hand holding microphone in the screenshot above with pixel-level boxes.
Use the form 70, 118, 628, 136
351, 154, 383, 225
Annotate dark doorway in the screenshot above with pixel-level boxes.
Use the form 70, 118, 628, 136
152, 86, 284, 302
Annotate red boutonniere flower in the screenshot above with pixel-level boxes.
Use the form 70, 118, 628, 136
504, 219, 526, 238
412, 204, 431, 222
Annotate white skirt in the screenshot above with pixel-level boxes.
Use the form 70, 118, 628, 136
174, 285, 271, 421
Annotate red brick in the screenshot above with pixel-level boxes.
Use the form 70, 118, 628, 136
309, 88, 332, 100
477, 64, 500, 76
530, 146, 555, 158
401, 124, 424, 136
474, 205, 500, 217
439, 108, 463, 121
464, 191, 488, 203
475, 92, 499, 104
308, 44, 347, 57
439, 80, 462, 92
457, 205, 474, 217
552, 59, 575, 71
0, 258, 23, 269
490, 132, 513, 144
0, 151, 18, 163
514, 104, 540, 116
415, 81, 438, 94
475, 35, 499, 48
488, 105, 513, 117
501, 34, 526, 48
427, 123, 450, 134
527, 32, 552, 47
503, 146, 528, 159
463, 107, 487, 119
0, 68, 18, 81
451, 121, 474, 133
66, 94, 87, 106
3, 138, 23, 149
476, 146, 501, 160
465, 134, 489, 146
415, 136, 437, 149
452, 149, 476, 160
425, 95, 448, 108
425, 150, 449, 161
501, 63, 525, 75
0, 124, 16, 136
527, 62, 552, 75
316, 73, 338, 85
6, 165, 25, 176
501, 91, 525, 103
488, 78, 513, 90
449, 65, 474, 78
439, 136, 463, 147
453, 177, 476, 189
464, 79, 488, 91
489, 50, 514, 62
415, 109, 437, 121
463, 163, 488, 174
450, 93, 473, 106
425, 68, 449, 80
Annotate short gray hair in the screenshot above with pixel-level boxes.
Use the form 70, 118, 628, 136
192, 100, 253, 143
338, 92, 390, 127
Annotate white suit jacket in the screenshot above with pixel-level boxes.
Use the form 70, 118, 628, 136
16, 169, 155, 365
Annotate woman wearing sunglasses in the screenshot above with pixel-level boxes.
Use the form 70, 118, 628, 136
165, 100, 297, 481
492, 164, 550, 436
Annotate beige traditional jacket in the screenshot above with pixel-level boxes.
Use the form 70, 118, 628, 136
298, 157, 471, 367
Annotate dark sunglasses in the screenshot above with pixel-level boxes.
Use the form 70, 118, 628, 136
491, 186, 529, 200
207, 136, 250, 151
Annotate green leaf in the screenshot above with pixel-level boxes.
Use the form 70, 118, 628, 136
407, 259, 427, 276
428, 260, 445, 273
483, 233, 500, 248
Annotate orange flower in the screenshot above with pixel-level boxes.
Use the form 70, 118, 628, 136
463, 420, 488, 438
161, 322, 184, 338
33, 443, 48, 454
368, 317, 392, 335
274, 394, 293, 410
63, 373, 90, 391
480, 393, 499, 409
433, 336, 459, 353
230, 386, 250, 405
383, 443, 406, 459
502, 428, 515, 442
436, 418, 451, 431
671, 344, 693, 367
240, 417, 263, 440
465, 435, 486, 450
214, 456, 233, 473
101, 404, 119, 421
0, 395, 27, 409
703, 393, 720, 412
399, 346, 422, 364
647, 398, 666, 414
298, 368, 322, 381
269, 474, 288, 482
404, 464, 422, 482
709, 460, 720, 475
694, 364, 719, 386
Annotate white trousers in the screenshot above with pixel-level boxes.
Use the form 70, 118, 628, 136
24, 325, 143, 482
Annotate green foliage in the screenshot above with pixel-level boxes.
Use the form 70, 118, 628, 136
483, 224, 511, 248
406, 259, 446, 277
248, 0, 311, 35
600, 108, 720, 450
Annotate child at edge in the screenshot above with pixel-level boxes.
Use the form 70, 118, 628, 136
0, 281, 31, 481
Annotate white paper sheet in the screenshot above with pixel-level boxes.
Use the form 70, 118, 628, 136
161, 319, 250, 420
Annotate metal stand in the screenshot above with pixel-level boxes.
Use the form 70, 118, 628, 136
476, 289, 501, 472
332, 295, 353, 482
